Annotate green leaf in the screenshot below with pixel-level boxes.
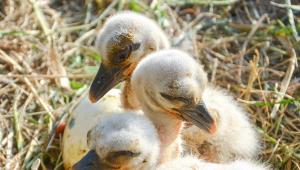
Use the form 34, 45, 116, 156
129, 0, 144, 12
89, 53, 102, 62
80, 46, 102, 62
0, 30, 28, 38
254, 101, 273, 107
69, 55, 84, 69
28, 117, 39, 125
70, 81, 85, 90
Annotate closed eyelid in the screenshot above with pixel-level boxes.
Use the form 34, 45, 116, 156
160, 93, 191, 105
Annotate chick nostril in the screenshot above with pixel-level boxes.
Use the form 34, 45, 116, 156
100, 75, 105, 81
97, 75, 105, 84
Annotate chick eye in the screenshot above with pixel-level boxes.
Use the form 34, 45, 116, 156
114, 46, 131, 63
160, 93, 191, 105
114, 43, 140, 63
131, 42, 141, 51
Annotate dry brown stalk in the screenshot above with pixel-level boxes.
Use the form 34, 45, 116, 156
270, 40, 298, 118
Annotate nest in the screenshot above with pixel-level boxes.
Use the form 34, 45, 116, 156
0, 0, 299, 169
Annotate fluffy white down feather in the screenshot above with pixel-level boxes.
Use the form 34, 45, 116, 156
88, 112, 160, 170
157, 156, 270, 170
95, 11, 170, 63
131, 49, 260, 162
183, 86, 260, 162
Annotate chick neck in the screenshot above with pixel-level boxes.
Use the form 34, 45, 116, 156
121, 80, 140, 110
143, 105, 183, 164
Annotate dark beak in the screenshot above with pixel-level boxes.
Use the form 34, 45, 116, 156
176, 102, 216, 134
72, 150, 141, 170
89, 64, 125, 103
72, 150, 101, 170
105, 151, 141, 165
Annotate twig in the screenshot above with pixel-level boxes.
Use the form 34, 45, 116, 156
240, 14, 268, 60
271, 42, 298, 118
75, 29, 96, 45
1, 73, 94, 79
267, 133, 283, 162
48, 41, 70, 89
95, 0, 119, 28
271, 1, 300, 11
12, 52, 33, 73
84, 0, 93, 25
237, 14, 268, 83
0, 49, 23, 71
1, 49, 56, 123
5, 127, 13, 170
22, 116, 44, 169
52, 0, 119, 33
13, 90, 24, 151
29, 0, 51, 41
285, 0, 300, 41
23, 78, 55, 120
168, 0, 239, 5
205, 48, 226, 61
244, 50, 260, 100
172, 12, 217, 46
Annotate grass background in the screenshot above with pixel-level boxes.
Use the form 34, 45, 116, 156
0, 0, 299, 169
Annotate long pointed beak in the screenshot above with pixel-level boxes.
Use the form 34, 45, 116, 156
72, 150, 101, 170
89, 64, 125, 103
176, 103, 216, 134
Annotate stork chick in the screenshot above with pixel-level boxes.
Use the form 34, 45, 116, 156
89, 11, 170, 109
131, 49, 260, 163
72, 112, 160, 170
72, 112, 267, 170
88, 11, 260, 163
131, 49, 216, 163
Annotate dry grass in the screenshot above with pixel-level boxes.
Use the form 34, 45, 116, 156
0, 0, 299, 169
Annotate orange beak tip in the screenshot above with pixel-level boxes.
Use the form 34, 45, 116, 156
209, 121, 217, 134
88, 94, 97, 103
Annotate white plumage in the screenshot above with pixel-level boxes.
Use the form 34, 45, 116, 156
85, 112, 160, 170
131, 49, 260, 163
90, 11, 170, 109
95, 11, 170, 62
63, 11, 171, 168
157, 156, 269, 170
64, 12, 261, 169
